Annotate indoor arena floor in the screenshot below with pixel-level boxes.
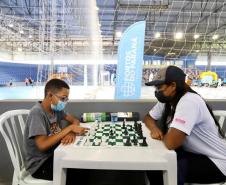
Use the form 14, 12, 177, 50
0, 85, 226, 100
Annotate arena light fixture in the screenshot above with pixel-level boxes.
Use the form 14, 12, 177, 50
93, 41, 99, 46
19, 30, 24, 34
154, 48, 157, 51
167, 52, 175, 55
8, 23, 14, 28
29, 35, 32, 38
154, 32, 161, 39
17, 47, 22, 52
196, 50, 200, 53
116, 31, 122, 38
212, 34, 219, 40
174, 32, 183, 39
194, 34, 200, 39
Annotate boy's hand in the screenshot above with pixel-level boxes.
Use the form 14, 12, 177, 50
61, 132, 76, 145
70, 124, 89, 135
72, 120, 80, 126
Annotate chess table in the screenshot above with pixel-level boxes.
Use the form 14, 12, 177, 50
53, 121, 177, 185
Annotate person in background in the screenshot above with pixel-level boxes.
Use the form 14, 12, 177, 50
28, 77, 33, 86
9, 79, 13, 86
25, 77, 29, 86
148, 71, 154, 82
23, 78, 89, 185
218, 77, 222, 87
144, 65, 226, 185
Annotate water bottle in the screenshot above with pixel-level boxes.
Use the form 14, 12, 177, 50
81, 112, 111, 122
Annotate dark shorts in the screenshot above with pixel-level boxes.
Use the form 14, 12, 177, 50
146, 149, 226, 185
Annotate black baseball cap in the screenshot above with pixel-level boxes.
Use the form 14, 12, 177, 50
145, 65, 186, 86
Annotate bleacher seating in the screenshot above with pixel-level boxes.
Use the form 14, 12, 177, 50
0, 62, 88, 86
0, 62, 37, 85
1, 61, 226, 87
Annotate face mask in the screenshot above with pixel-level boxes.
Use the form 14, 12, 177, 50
154, 90, 172, 103
51, 101, 67, 111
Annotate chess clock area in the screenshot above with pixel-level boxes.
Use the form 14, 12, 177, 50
75, 120, 148, 147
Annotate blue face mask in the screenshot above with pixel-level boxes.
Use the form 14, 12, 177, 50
51, 101, 66, 111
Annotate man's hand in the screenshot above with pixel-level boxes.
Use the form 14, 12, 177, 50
150, 126, 164, 140
144, 114, 163, 140
61, 132, 76, 145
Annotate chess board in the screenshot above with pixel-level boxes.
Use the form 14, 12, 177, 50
74, 121, 149, 147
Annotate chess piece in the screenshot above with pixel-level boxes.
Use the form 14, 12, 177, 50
140, 137, 148, 146
132, 135, 137, 146
110, 129, 114, 136
123, 128, 128, 135
138, 130, 143, 139
122, 121, 126, 129
125, 137, 131, 146
137, 123, 142, 131
128, 125, 133, 131
133, 140, 138, 146
134, 121, 138, 131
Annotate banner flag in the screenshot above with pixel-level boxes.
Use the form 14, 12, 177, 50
115, 21, 145, 99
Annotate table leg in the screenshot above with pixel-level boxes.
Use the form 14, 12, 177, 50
53, 152, 67, 185
163, 152, 177, 185
163, 169, 177, 185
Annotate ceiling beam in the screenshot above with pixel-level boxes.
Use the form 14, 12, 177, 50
187, 2, 226, 32
111, 0, 120, 53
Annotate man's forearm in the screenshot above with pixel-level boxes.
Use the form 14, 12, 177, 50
143, 114, 158, 131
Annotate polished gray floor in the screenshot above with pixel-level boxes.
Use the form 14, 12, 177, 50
1, 85, 226, 100
0, 182, 10, 185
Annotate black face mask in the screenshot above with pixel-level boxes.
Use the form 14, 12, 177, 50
154, 90, 172, 103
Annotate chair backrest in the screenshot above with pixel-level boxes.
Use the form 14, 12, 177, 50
213, 110, 226, 137
0, 109, 30, 176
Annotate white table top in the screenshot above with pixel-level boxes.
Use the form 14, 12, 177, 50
54, 122, 176, 171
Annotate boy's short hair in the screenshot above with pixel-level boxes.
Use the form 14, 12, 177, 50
44, 79, 70, 97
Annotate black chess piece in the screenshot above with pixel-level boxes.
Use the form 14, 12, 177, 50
139, 130, 143, 137
122, 121, 126, 129
137, 129, 143, 139
134, 121, 138, 130
140, 137, 148, 146
124, 137, 131, 146
128, 125, 133, 131
137, 123, 142, 131
123, 128, 128, 135
110, 129, 114, 136
133, 139, 138, 146
132, 135, 137, 146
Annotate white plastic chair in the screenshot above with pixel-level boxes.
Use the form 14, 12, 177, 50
213, 110, 226, 137
186, 110, 226, 185
0, 109, 52, 185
